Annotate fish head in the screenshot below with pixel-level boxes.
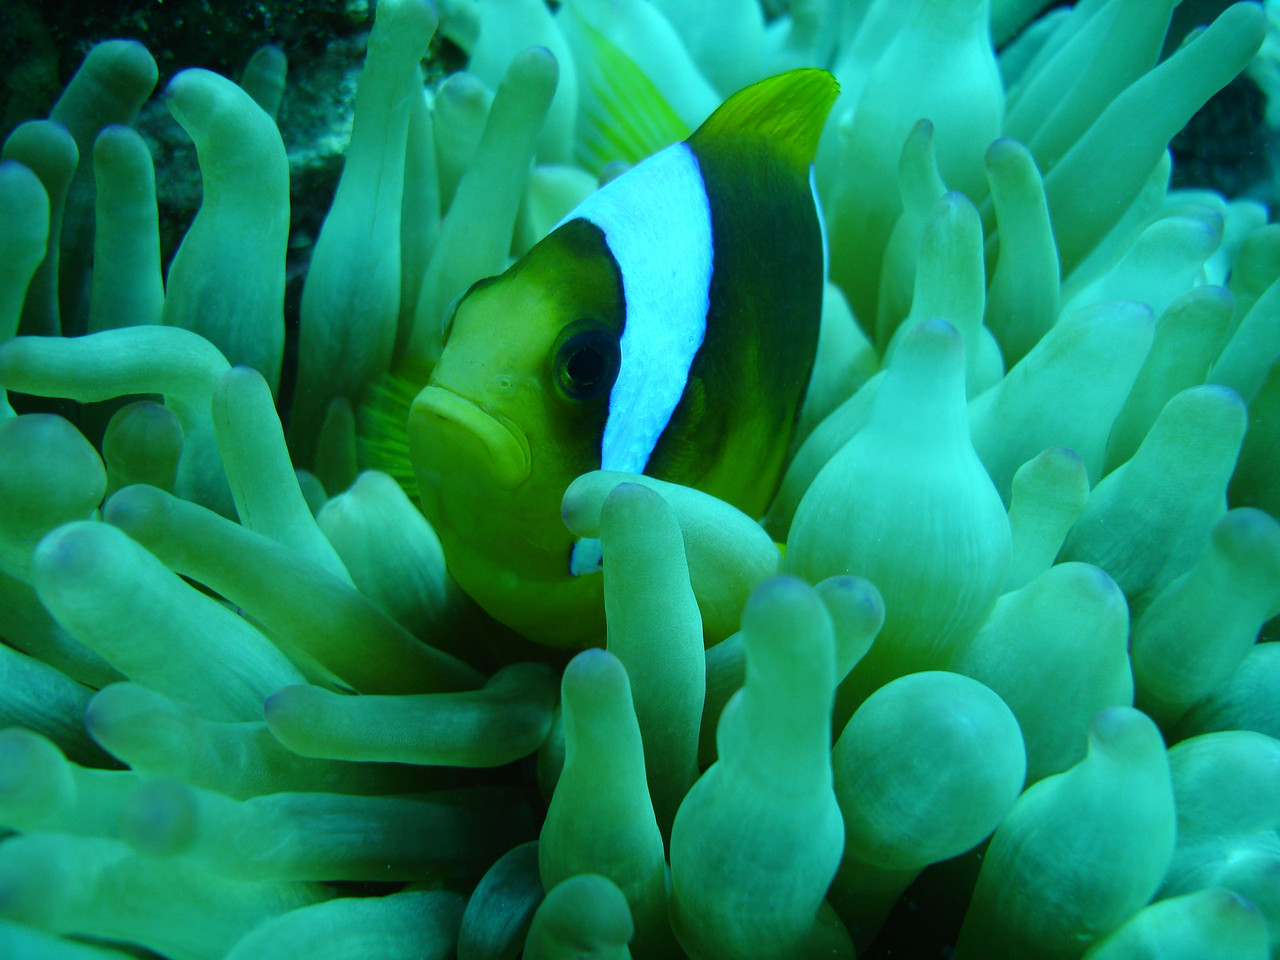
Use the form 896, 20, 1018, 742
408, 218, 623, 646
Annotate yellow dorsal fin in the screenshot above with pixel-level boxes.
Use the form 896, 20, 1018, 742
689, 69, 838, 174
358, 371, 423, 502
569, 9, 690, 174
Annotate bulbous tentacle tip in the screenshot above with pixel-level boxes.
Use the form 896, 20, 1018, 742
82, 681, 156, 744
1210, 887, 1265, 920
600, 480, 668, 529
119, 776, 198, 858
217, 364, 270, 393
561, 479, 588, 530
815, 575, 885, 678
1088, 705, 1165, 756
0, 726, 70, 798
739, 575, 836, 672
1038, 445, 1084, 468
0, 412, 105, 493
1212, 506, 1280, 556
436, 70, 492, 111
375, 0, 441, 47
342, 469, 402, 505
559, 472, 616, 535
931, 189, 981, 222
78, 38, 159, 89
30, 521, 107, 585
101, 485, 171, 555
526, 873, 634, 959
562, 647, 628, 701
90, 123, 146, 164
0, 158, 50, 218
1153, 383, 1249, 448
895, 316, 965, 368
815, 575, 885, 630
261, 683, 308, 725
746, 572, 813, 606
511, 44, 561, 88
740, 575, 827, 639
163, 67, 288, 154
245, 43, 287, 73
1054, 561, 1127, 608
2, 115, 78, 157
163, 68, 228, 127
983, 137, 1031, 168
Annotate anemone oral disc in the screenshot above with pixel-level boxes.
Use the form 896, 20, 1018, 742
409, 385, 532, 490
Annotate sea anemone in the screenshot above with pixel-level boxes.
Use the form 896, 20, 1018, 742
1, 0, 1278, 957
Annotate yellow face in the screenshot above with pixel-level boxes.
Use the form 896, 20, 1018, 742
407, 220, 624, 647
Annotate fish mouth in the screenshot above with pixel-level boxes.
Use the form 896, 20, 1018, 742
409, 385, 532, 490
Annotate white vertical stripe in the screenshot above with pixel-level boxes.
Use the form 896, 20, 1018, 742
558, 141, 714, 575
561, 141, 714, 475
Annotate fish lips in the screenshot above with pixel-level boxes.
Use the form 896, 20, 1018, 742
408, 385, 532, 491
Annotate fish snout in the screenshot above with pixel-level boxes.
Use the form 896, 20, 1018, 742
409, 386, 532, 490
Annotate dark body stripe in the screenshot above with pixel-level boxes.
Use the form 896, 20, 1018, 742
645, 131, 824, 519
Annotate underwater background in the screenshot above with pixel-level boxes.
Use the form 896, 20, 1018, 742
1, 0, 1279, 957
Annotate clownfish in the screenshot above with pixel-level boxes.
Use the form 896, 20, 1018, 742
405, 68, 837, 647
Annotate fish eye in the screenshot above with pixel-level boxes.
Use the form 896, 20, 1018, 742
553, 320, 621, 402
